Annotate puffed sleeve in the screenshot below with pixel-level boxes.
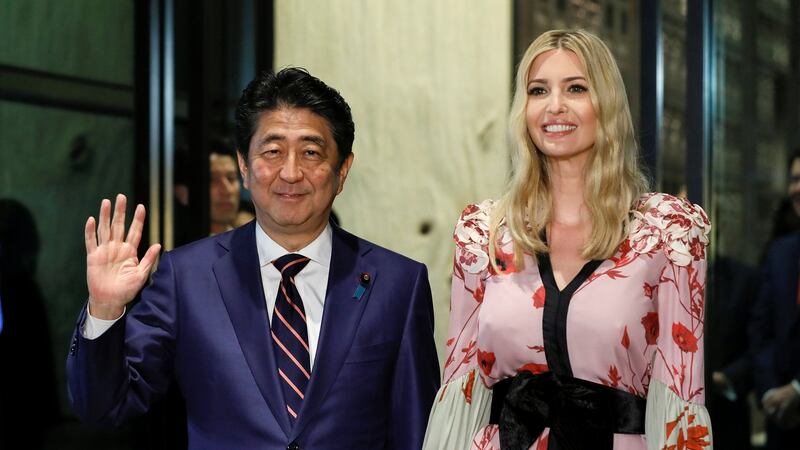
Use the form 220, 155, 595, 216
637, 194, 713, 450
423, 201, 496, 450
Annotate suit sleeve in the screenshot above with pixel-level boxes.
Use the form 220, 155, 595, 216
67, 251, 178, 426
389, 263, 440, 449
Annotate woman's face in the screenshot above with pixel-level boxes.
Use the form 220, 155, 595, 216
525, 49, 597, 163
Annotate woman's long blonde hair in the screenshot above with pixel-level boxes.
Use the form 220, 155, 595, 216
490, 29, 649, 268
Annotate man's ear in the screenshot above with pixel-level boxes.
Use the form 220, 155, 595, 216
237, 151, 249, 189
336, 153, 354, 195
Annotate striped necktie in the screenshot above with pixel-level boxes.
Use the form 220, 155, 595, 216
271, 253, 312, 424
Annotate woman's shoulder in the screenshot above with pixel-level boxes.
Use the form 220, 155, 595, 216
452, 199, 498, 274
627, 192, 711, 266
632, 192, 710, 226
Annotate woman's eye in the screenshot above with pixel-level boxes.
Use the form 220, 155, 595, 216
528, 86, 546, 96
568, 84, 588, 94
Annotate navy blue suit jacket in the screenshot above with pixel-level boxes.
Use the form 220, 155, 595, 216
67, 222, 440, 449
753, 232, 800, 396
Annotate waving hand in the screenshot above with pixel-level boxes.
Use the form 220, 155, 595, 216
85, 194, 161, 320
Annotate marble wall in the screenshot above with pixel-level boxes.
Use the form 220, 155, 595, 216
274, 0, 513, 361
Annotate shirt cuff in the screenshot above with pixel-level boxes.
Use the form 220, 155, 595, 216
791, 379, 800, 396
81, 305, 125, 340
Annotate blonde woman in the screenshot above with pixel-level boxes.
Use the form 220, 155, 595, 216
423, 30, 712, 450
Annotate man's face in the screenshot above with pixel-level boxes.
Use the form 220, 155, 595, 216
238, 107, 353, 245
210, 153, 241, 229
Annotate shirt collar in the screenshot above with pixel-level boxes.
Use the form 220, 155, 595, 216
255, 222, 332, 269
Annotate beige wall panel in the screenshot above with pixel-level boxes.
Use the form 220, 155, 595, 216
274, 1, 512, 363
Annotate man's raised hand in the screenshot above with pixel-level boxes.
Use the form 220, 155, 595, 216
85, 194, 161, 319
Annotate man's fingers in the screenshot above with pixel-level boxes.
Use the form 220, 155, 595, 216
110, 193, 127, 241
97, 198, 111, 244
125, 204, 147, 247
139, 244, 162, 275
85, 216, 98, 254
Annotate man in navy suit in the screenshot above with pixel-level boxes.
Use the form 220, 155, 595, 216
67, 68, 440, 449
753, 231, 800, 449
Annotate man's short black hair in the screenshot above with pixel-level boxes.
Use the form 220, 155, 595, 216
235, 67, 355, 167
209, 135, 237, 160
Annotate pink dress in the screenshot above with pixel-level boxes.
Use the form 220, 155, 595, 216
423, 193, 713, 450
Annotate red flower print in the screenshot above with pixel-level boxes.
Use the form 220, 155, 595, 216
461, 370, 476, 404
517, 363, 549, 374
474, 426, 500, 450
532, 286, 545, 308
604, 269, 627, 280
669, 422, 711, 450
473, 283, 485, 302
681, 424, 711, 449
459, 251, 478, 267
664, 213, 692, 230
477, 349, 496, 376
643, 282, 657, 299
672, 323, 698, 353
460, 340, 477, 367
665, 414, 683, 440
463, 204, 480, 216
619, 238, 631, 255
621, 326, 631, 349
600, 365, 622, 387
641, 312, 659, 345
664, 410, 711, 450
492, 247, 516, 274
689, 236, 705, 261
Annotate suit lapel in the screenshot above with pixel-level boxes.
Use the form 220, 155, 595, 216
291, 225, 377, 437
213, 222, 291, 437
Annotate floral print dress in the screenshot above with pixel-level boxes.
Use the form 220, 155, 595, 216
423, 193, 713, 450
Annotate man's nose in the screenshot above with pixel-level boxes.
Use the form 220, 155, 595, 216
279, 154, 303, 182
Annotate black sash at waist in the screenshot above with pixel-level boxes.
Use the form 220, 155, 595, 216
489, 371, 646, 450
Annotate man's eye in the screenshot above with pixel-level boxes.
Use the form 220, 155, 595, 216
528, 86, 546, 96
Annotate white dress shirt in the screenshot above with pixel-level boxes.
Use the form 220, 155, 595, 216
255, 223, 331, 368
83, 223, 332, 369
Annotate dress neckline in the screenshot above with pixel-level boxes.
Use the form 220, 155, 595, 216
537, 252, 604, 377
538, 253, 603, 296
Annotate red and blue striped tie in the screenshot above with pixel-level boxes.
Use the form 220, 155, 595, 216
271, 253, 312, 424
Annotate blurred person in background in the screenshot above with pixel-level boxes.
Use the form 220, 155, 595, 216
209, 144, 244, 235
767, 148, 800, 243
705, 256, 758, 450
752, 151, 800, 448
